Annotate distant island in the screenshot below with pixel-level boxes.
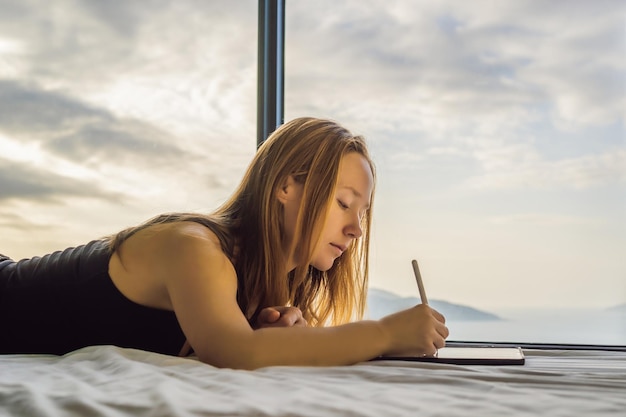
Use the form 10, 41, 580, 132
366, 288, 501, 321
607, 303, 626, 314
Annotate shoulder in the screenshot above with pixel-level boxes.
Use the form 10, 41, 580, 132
159, 222, 236, 285
110, 220, 237, 311
158, 221, 229, 267
130, 220, 221, 249
115, 220, 231, 280
156, 221, 222, 248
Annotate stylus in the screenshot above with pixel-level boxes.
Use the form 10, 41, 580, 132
411, 259, 428, 305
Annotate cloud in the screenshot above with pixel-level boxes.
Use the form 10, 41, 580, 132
0, 79, 234, 208
466, 149, 626, 190
0, 157, 122, 203
0, 80, 195, 168
0, 0, 259, 220
284, 0, 624, 196
488, 212, 603, 227
0, 0, 258, 129
0, 80, 102, 132
285, 0, 624, 137
0, 209, 56, 231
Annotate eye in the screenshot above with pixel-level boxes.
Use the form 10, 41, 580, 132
337, 199, 349, 210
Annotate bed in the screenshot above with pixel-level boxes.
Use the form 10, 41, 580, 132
1, 346, 624, 416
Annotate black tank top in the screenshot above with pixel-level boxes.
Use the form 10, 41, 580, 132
0, 240, 186, 356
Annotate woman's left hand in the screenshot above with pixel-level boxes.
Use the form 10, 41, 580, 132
256, 306, 307, 329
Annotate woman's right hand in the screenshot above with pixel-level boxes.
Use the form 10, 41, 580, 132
378, 304, 449, 357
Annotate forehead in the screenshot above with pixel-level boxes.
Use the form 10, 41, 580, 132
336, 152, 374, 204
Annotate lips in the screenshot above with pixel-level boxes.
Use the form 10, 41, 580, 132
330, 243, 347, 254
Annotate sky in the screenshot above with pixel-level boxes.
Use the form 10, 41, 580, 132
0, 0, 624, 310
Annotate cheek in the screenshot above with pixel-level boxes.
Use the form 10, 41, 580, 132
283, 206, 300, 238
323, 206, 343, 228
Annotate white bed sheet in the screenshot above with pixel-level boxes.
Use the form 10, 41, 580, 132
1, 346, 625, 417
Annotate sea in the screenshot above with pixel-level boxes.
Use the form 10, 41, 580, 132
444, 308, 626, 346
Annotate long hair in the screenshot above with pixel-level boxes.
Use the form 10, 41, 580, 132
108, 117, 375, 327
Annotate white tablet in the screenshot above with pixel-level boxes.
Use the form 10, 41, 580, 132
374, 347, 525, 365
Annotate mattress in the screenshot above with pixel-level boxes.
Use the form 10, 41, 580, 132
1, 346, 624, 416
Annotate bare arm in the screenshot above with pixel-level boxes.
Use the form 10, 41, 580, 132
125, 222, 447, 369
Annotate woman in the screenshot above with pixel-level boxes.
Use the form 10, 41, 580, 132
0, 117, 448, 369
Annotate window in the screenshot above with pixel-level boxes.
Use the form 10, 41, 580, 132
285, 1, 625, 345
3, 1, 623, 347
1, 1, 257, 258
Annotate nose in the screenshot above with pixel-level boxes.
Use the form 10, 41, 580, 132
345, 213, 363, 239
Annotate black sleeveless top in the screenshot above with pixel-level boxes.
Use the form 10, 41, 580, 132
0, 240, 186, 356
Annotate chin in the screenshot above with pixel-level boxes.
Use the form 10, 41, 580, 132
310, 257, 336, 272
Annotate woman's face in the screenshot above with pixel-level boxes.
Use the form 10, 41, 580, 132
279, 152, 374, 272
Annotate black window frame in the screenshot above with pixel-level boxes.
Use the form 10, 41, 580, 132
257, 0, 285, 146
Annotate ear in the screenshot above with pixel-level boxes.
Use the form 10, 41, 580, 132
276, 175, 298, 205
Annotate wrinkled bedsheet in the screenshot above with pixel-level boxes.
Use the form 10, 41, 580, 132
1, 346, 624, 416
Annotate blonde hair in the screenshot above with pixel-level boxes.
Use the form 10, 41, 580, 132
109, 117, 375, 327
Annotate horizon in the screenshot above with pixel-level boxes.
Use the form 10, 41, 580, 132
367, 286, 626, 312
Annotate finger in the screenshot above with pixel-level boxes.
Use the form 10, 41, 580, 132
276, 313, 297, 327
434, 333, 446, 349
435, 321, 449, 339
269, 306, 288, 314
258, 308, 280, 325
281, 307, 304, 326
294, 317, 308, 327
422, 339, 442, 357
430, 308, 446, 324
